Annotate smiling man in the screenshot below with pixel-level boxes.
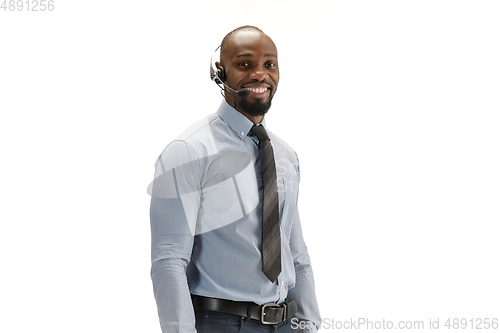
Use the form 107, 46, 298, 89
150, 26, 321, 333
216, 27, 279, 121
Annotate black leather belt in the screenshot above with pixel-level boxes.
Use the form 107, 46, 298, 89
191, 294, 297, 325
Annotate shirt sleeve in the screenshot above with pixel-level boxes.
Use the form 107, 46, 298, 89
287, 152, 321, 332
150, 140, 202, 333
288, 210, 322, 331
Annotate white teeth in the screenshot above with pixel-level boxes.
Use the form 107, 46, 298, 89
247, 87, 267, 93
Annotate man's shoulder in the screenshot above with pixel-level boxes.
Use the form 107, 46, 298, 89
172, 113, 219, 142
159, 113, 221, 159
268, 129, 299, 162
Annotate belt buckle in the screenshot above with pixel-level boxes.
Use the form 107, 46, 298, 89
261, 303, 285, 324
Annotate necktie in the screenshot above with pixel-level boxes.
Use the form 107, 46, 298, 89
250, 125, 281, 283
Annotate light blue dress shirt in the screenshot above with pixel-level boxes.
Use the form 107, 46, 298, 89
150, 100, 321, 332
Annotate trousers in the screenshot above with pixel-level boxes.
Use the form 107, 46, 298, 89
195, 310, 296, 333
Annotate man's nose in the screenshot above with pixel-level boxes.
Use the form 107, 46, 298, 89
249, 66, 269, 81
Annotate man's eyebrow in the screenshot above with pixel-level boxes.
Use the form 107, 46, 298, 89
235, 53, 277, 58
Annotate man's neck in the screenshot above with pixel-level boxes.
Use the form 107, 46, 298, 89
224, 96, 265, 125
237, 109, 264, 125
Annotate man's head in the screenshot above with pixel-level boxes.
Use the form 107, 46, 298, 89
216, 26, 279, 119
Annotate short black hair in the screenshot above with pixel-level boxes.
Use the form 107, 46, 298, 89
220, 25, 265, 54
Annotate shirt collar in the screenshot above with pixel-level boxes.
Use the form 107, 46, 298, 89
217, 100, 267, 140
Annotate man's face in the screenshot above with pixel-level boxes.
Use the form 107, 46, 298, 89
219, 30, 280, 117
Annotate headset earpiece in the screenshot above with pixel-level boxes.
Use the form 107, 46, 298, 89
217, 66, 226, 82
210, 46, 227, 83
210, 45, 247, 97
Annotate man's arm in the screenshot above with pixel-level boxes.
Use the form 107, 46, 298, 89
150, 140, 201, 333
288, 209, 322, 331
287, 151, 321, 331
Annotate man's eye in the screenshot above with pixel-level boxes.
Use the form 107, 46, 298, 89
266, 62, 276, 67
239, 62, 250, 67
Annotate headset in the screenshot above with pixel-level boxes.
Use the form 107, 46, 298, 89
209, 46, 250, 98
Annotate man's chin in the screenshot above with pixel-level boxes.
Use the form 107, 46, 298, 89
239, 98, 272, 117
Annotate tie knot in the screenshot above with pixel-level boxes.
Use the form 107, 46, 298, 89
250, 125, 270, 141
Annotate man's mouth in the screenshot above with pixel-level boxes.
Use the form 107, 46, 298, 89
246, 87, 268, 93
242, 85, 271, 97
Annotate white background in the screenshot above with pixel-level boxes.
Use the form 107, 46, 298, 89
1, 0, 499, 332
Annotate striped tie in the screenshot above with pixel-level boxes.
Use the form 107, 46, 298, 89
251, 125, 281, 283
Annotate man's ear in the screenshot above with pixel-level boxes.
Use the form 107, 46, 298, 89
215, 61, 221, 69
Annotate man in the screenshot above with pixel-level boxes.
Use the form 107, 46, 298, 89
150, 26, 321, 332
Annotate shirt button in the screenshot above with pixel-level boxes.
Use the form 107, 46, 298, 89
241, 131, 245, 136
282, 281, 285, 286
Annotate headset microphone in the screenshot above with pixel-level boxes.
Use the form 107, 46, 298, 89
210, 46, 250, 98
218, 80, 250, 98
